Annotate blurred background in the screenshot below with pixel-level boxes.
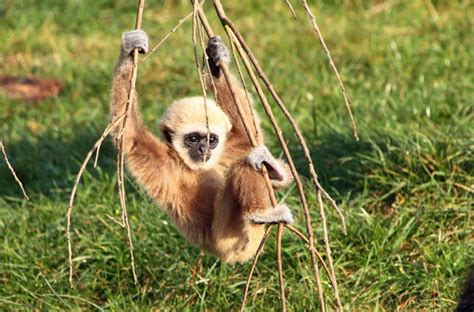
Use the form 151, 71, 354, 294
0, 0, 472, 310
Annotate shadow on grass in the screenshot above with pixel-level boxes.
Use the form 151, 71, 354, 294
285, 131, 376, 197
0, 124, 116, 200
1, 127, 377, 201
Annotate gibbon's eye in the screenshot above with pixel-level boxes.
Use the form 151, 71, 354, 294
184, 133, 201, 146
188, 135, 199, 144
209, 134, 219, 148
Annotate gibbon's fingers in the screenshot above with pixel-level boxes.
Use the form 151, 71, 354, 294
206, 35, 230, 78
207, 35, 230, 66
247, 145, 286, 181
122, 30, 148, 56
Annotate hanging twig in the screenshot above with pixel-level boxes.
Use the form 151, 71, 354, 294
240, 225, 273, 311
113, 0, 146, 285
285, 224, 332, 280
68, 0, 145, 288
0, 140, 29, 200
209, 1, 346, 235
223, 25, 327, 311
300, 0, 359, 141
227, 32, 261, 143
192, 0, 211, 157
142, 11, 194, 62
67, 113, 126, 288
209, 2, 351, 310
276, 225, 287, 311
285, 0, 298, 19
317, 189, 342, 309
196, 10, 287, 311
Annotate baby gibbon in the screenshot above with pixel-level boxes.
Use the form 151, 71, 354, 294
109, 30, 293, 263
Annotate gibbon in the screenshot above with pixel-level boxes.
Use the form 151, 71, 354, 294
109, 30, 293, 263
456, 266, 474, 312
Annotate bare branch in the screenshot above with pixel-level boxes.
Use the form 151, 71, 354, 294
0, 140, 29, 200
113, 0, 147, 285
223, 19, 327, 308
197, 10, 286, 310
285, 0, 298, 19
67, 114, 126, 288
318, 189, 342, 310
300, 0, 359, 141
192, 0, 211, 157
240, 225, 273, 311
142, 11, 193, 62
276, 224, 287, 311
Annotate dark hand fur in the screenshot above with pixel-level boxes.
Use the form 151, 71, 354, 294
110, 31, 293, 263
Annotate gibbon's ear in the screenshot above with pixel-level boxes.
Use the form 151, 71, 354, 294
163, 127, 174, 143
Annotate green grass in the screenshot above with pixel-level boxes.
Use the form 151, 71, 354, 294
1, 0, 473, 310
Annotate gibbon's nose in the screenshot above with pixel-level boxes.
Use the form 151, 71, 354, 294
198, 143, 208, 155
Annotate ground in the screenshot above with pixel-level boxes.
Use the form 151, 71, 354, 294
0, 0, 473, 310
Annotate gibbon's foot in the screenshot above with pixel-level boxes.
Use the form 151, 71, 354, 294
249, 204, 294, 225
122, 30, 148, 56
248, 145, 286, 181
206, 36, 230, 77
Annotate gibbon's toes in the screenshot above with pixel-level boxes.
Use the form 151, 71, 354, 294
247, 145, 285, 181
122, 29, 148, 56
249, 204, 294, 225
206, 35, 230, 66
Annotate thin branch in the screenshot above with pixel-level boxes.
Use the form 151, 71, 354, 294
285, 224, 332, 287
197, 11, 286, 311
112, 0, 146, 285
197, 8, 278, 206
227, 33, 260, 143
0, 140, 29, 200
209, 2, 354, 309
67, 114, 126, 288
318, 189, 342, 310
300, 0, 359, 141
192, 0, 211, 157
68, 0, 145, 288
240, 225, 273, 311
224, 23, 327, 308
285, 0, 298, 19
210, 0, 347, 234
276, 224, 287, 311
142, 11, 194, 62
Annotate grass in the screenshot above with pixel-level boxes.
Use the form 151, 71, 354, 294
0, 0, 473, 310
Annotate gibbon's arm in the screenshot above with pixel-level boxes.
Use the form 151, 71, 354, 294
110, 30, 180, 206
206, 36, 263, 147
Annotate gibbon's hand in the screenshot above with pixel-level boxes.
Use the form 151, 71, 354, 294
206, 36, 230, 67
247, 145, 286, 182
121, 30, 148, 56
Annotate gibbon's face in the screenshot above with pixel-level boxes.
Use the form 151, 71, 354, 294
158, 97, 232, 171
183, 132, 219, 163
163, 126, 226, 171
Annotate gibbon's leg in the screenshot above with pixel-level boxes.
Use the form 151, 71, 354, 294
110, 30, 181, 207
246, 145, 294, 223
212, 147, 293, 263
206, 36, 263, 147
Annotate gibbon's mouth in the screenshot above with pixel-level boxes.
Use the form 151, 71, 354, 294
200, 154, 211, 162
190, 153, 211, 162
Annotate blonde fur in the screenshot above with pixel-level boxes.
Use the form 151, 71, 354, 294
110, 31, 292, 263
159, 97, 232, 170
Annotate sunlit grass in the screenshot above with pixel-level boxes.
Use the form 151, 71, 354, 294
1, 0, 473, 310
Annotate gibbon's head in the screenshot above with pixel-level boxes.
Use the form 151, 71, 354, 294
158, 96, 232, 170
